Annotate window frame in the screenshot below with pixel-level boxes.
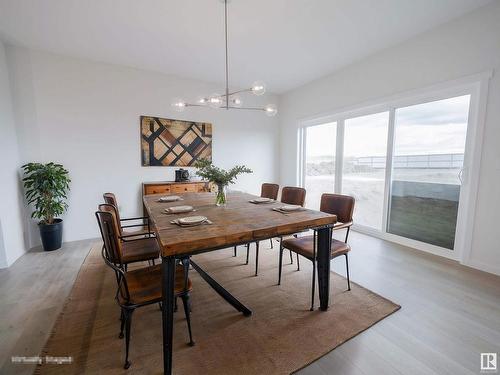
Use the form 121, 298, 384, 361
297, 71, 491, 263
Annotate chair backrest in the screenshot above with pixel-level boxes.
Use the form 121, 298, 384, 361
96, 209, 133, 303
261, 183, 279, 200
103, 192, 121, 222
98, 203, 124, 237
281, 186, 306, 206
95, 208, 124, 266
320, 194, 355, 224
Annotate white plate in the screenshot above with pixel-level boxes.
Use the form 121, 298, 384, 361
252, 197, 273, 203
178, 215, 207, 225
279, 205, 301, 212
165, 205, 193, 214
159, 195, 181, 202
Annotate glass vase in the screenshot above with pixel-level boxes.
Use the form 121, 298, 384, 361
215, 184, 227, 206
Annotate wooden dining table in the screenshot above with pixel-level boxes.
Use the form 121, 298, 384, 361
143, 191, 337, 374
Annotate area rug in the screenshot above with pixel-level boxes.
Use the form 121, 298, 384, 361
35, 242, 400, 374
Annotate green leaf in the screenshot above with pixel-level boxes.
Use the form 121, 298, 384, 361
21, 162, 71, 224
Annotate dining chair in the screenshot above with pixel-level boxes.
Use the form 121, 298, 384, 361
103, 192, 152, 240
96, 209, 194, 369
98, 204, 159, 269
277, 186, 307, 266
234, 183, 280, 276
279, 193, 355, 310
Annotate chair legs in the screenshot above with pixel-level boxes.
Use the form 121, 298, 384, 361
245, 243, 250, 265
296, 253, 300, 271
255, 242, 260, 276
310, 257, 316, 311
181, 293, 195, 346
121, 292, 195, 370
119, 309, 125, 339
345, 253, 351, 291
278, 240, 284, 285
123, 308, 134, 369
269, 238, 273, 249
289, 250, 294, 264
233, 246, 237, 257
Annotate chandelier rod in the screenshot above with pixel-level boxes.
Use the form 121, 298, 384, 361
224, 0, 229, 109
185, 103, 265, 111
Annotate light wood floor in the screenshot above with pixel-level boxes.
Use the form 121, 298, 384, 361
0, 232, 499, 375
0, 239, 93, 375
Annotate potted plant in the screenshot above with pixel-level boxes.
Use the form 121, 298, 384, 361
194, 159, 252, 206
22, 162, 71, 251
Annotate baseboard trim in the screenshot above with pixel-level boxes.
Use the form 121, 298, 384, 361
462, 259, 500, 276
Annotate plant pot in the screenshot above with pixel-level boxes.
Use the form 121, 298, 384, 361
39, 219, 63, 251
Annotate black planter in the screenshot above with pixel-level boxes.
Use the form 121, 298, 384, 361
39, 219, 63, 251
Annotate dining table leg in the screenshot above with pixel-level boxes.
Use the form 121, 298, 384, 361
162, 256, 176, 375
316, 227, 332, 311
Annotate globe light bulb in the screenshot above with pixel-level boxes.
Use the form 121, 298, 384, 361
197, 96, 208, 105
264, 104, 277, 117
171, 98, 187, 112
231, 96, 242, 107
209, 93, 224, 108
251, 81, 266, 96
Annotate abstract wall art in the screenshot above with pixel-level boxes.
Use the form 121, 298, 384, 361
140, 116, 212, 166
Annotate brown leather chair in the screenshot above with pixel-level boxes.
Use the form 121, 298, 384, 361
96, 209, 194, 369
103, 192, 152, 240
280, 186, 306, 206
278, 186, 307, 266
261, 183, 280, 200
235, 183, 280, 269
98, 204, 159, 268
280, 193, 355, 310
242, 185, 307, 277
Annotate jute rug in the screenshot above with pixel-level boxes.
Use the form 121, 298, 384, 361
36, 243, 400, 374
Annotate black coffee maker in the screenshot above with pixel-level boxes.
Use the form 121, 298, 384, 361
175, 168, 190, 182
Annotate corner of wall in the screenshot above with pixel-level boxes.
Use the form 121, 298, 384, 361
0, 41, 30, 267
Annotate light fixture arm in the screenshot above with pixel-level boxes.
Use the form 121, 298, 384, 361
224, 0, 229, 109
171, 0, 277, 117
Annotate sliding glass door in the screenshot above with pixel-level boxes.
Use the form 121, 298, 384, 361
343, 112, 389, 229
303, 122, 337, 210
300, 91, 473, 253
387, 95, 470, 249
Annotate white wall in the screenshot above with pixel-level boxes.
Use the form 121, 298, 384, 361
0, 41, 26, 267
5, 47, 279, 251
278, 2, 500, 275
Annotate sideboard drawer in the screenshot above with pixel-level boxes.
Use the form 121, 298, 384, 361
171, 184, 197, 194
144, 185, 171, 195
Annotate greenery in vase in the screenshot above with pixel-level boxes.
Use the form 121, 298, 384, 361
194, 159, 252, 205
194, 159, 252, 185
22, 162, 71, 224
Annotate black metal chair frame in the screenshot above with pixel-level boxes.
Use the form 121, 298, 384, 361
96, 211, 194, 370
279, 225, 351, 311
233, 185, 305, 276
103, 194, 155, 242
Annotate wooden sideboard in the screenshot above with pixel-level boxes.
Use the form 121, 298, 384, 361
142, 181, 212, 215
142, 181, 211, 196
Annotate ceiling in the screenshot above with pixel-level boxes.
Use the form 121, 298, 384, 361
0, 0, 492, 93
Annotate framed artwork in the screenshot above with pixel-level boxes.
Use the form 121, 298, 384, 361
140, 116, 212, 166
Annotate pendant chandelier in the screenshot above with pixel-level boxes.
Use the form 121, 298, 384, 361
171, 0, 277, 117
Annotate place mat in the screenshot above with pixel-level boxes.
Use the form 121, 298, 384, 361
249, 198, 276, 204
170, 218, 213, 227
35, 243, 400, 375
157, 195, 184, 202
272, 207, 306, 214
164, 205, 196, 214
